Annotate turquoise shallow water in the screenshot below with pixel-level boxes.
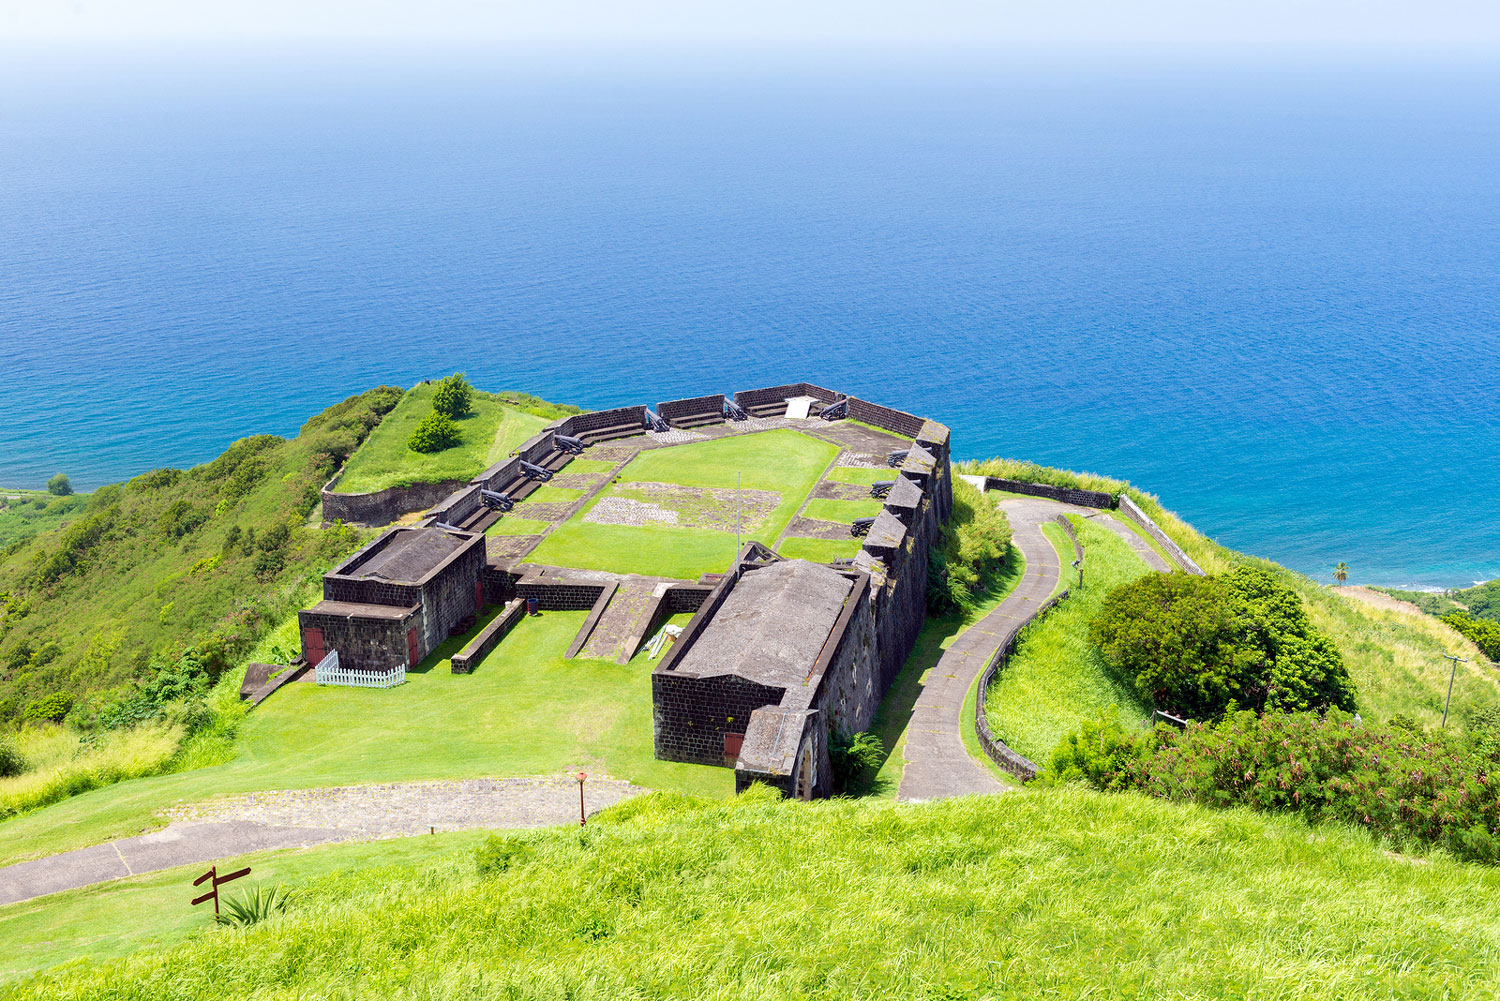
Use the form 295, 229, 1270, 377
1, 50, 1497, 588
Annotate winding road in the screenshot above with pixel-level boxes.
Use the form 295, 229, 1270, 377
895, 495, 1170, 802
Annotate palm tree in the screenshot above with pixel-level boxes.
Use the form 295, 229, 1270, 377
1333, 562, 1349, 586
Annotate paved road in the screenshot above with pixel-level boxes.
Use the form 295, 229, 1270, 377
895, 497, 1168, 802
0, 776, 643, 907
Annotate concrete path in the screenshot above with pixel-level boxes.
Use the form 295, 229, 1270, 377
896, 498, 1064, 802
0, 776, 644, 907
893, 497, 1165, 802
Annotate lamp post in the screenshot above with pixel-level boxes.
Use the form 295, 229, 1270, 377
1441, 654, 1469, 727
1071, 558, 1083, 590
576, 771, 588, 826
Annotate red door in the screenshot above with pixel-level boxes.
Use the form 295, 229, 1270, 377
302, 628, 325, 666
407, 627, 420, 668
723, 732, 744, 768
474, 581, 485, 614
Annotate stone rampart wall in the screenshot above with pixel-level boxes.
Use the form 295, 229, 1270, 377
323, 476, 469, 527
848, 398, 924, 439
417, 542, 487, 658
558, 405, 649, 436
515, 579, 609, 611
982, 477, 1114, 509
658, 394, 725, 424
450, 600, 526, 674
733, 382, 842, 411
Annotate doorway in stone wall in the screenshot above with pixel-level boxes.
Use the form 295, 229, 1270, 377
302, 627, 325, 667
795, 745, 815, 800
723, 732, 744, 768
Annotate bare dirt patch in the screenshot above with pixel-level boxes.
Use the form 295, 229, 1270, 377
1340, 585, 1427, 617
584, 481, 779, 531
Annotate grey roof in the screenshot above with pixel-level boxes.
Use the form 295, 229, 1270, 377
352, 528, 467, 583
673, 560, 853, 688
864, 511, 908, 550
884, 476, 924, 509
900, 444, 937, 475
304, 600, 419, 621
736, 706, 817, 775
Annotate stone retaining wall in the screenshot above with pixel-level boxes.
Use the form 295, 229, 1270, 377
1117, 494, 1204, 574
983, 477, 1114, 509
848, 397, 924, 439
322, 476, 469, 527
658, 394, 725, 425
450, 600, 525, 674
973, 590, 1071, 781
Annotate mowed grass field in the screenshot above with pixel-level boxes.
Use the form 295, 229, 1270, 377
11, 786, 1500, 999
526, 430, 837, 579
334, 385, 552, 494
0, 611, 729, 868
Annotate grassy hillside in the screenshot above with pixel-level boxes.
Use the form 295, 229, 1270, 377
0, 491, 89, 551
0, 387, 403, 722
333, 385, 579, 494
1377, 579, 1500, 622
7, 786, 1500, 998
962, 458, 1500, 736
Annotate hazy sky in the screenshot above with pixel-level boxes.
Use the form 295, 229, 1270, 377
4, 0, 1499, 50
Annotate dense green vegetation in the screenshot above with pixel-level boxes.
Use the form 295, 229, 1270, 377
0, 490, 89, 550
528, 430, 837, 579
1092, 566, 1356, 718
926, 475, 1013, 614
0, 388, 401, 721
334, 383, 578, 494
1378, 579, 1500, 624
1051, 708, 1500, 863
10, 786, 1500, 999
1440, 611, 1500, 661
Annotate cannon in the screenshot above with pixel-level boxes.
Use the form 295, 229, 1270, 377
819, 397, 849, 421
555, 434, 585, 454
851, 517, 876, 537
432, 521, 464, 533
480, 489, 515, 512
643, 409, 670, 433
520, 460, 553, 481
724, 399, 749, 421
886, 449, 910, 468
870, 480, 895, 498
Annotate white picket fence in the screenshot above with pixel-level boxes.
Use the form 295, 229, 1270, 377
314, 651, 406, 689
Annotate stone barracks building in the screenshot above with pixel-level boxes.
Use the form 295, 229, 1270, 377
299, 525, 486, 671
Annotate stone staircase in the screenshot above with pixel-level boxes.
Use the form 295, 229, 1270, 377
577, 583, 662, 664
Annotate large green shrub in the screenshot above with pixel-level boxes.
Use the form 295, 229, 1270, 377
46, 473, 73, 497
23, 692, 73, 723
1441, 612, 1500, 662
431, 372, 474, 418
1090, 568, 1356, 719
927, 477, 1013, 614
1058, 710, 1500, 864
1042, 709, 1147, 791
157, 500, 208, 540
0, 735, 24, 777
829, 731, 885, 794
408, 411, 461, 453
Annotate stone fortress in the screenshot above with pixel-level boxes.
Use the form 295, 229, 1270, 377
299, 382, 952, 799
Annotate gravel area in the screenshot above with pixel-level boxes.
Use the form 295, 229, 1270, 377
646, 428, 707, 445
164, 777, 647, 836
836, 452, 883, 469
585, 481, 778, 531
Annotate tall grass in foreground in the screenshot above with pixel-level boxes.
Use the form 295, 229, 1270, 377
0, 724, 183, 820
9, 787, 1500, 1000
985, 517, 1149, 764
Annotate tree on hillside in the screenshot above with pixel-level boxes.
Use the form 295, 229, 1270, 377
1091, 568, 1356, 719
46, 473, 73, 496
408, 411, 461, 453
432, 373, 474, 419
1333, 562, 1349, 586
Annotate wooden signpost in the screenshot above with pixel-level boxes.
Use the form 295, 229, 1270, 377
192, 864, 251, 919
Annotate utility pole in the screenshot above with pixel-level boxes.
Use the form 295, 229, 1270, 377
1442, 653, 1469, 727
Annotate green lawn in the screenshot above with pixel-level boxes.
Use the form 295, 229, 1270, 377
985, 517, 1151, 766
0, 610, 729, 867
799, 497, 884, 523
485, 517, 553, 537
334, 385, 550, 494
527, 430, 838, 579
15, 786, 1500, 999
825, 465, 895, 486
776, 537, 862, 562
0, 831, 490, 984
515, 485, 584, 507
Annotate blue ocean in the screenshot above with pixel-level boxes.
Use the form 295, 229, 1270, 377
1, 49, 1497, 588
